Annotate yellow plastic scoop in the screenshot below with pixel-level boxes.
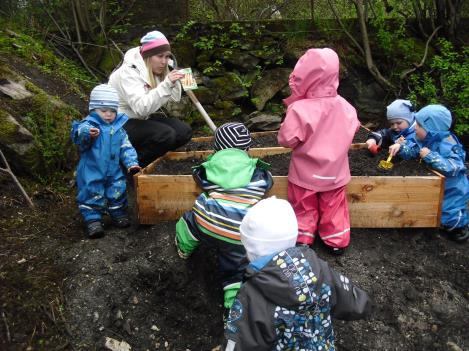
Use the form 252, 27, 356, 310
378, 154, 394, 170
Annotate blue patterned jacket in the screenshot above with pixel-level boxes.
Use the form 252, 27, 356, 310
224, 247, 372, 350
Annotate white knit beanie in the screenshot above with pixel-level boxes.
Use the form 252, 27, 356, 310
240, 196, 298, 261
89, 84, 119, 112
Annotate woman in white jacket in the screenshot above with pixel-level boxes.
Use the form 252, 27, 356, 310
109, 30, 192, 167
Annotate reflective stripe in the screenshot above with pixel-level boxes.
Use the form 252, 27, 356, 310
298, 231, 315, 238
321, 228, 350, 240
312, 174, 336, 180
226, 340, 236, 351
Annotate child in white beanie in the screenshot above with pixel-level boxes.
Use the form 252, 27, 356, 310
71, 84, 141, 238
366, 99, 416, 155
224, 196, 372, 351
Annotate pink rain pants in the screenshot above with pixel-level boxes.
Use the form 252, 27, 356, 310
288, 182, 350, 249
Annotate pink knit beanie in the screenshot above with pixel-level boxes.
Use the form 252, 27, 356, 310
140, 30, 170, 59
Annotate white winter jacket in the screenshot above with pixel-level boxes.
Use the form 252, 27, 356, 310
108, 47, 181, 120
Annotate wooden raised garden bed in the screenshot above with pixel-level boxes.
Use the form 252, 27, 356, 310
135, 131, 444, 228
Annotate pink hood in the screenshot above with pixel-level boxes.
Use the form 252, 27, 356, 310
278, 48, 359, 191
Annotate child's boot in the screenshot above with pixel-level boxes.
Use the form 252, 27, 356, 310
86, 220, 104, 239
174, 235, 191, 259
447, 225, 469, 243
327, 245, 346, 256
111, 214, 131, 228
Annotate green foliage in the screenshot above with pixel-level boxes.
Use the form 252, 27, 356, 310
202, 60, 222, 75
369, 5, 420, 67
408, 39, 469, 135
175, 21, 285, 73
0, 27, 96, 95
23, 86, 80, 182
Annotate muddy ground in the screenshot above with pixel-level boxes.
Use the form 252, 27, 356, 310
1, 144, 468, 351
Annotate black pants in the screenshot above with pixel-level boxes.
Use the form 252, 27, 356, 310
124, 115, 192, 167
181, 210, 248, 289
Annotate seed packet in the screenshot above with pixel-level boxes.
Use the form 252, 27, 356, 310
178, 68, 198, 91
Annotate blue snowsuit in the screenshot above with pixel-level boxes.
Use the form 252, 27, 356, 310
399, 131, 469, 229
71, 112, 139, 222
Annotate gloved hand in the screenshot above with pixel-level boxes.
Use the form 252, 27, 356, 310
368, 144, 381, 156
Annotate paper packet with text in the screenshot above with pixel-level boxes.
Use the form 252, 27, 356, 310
178, 68, 198, 91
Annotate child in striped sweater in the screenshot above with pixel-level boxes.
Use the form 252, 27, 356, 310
175, 122, 273, 310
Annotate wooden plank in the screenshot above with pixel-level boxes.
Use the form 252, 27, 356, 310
346, 176, 443, 227
136, 173, 443, 228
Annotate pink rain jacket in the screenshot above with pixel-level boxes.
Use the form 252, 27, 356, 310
278, 48, 359, 192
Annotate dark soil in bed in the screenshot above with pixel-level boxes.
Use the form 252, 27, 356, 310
176, 125, 371, 152
153, 149, 434, 177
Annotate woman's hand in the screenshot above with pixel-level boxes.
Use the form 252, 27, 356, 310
388, 143, 401, 157
89, 128, 100, 139
419, 147, 430, 158
167, 70, 185, 84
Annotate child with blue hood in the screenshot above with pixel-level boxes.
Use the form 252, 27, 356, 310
71, 84, 141, 238
389, 104, 469, 243
366, 99, 416, 155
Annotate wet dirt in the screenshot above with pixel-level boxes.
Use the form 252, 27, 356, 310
1, 176, 468, 351
177, 125, 371, 153
153, 148, 434, 177
0, 135, 467, 351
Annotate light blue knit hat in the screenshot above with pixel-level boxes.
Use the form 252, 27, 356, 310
415, 104, 452, 132
89, 84, 119, 112
386, 99, 415, 124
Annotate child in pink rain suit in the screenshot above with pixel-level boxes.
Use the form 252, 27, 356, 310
278, 48, 360, 255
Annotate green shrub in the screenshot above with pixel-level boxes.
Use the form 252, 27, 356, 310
408, 39, 469, 135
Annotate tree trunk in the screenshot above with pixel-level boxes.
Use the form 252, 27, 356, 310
351, 0, 395, 90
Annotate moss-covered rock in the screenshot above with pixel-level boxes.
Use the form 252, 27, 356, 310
208, 72, 247, 101
193, 86, 218, 105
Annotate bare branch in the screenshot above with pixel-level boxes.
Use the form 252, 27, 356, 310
0, 149, 35, 209
352, 0, 395, 89
327, 0, 365, 57
400, 25, 442, 79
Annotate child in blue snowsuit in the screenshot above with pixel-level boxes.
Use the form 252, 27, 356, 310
223, 197, 372, 350
175, 122, 273, 310
389, 104, 469, 243
366, 99, 416, 155
71, 84, 140, 238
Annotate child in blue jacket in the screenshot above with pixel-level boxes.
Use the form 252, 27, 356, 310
175, 123, 273, 310
366, 99, 416, 155
223, 197, 372, 350
71, 84, 140, 238
389, 104, 469, 243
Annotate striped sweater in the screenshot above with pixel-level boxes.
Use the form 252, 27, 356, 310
192, 149, 273, 244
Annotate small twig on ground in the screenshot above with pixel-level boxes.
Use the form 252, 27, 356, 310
54, 341, 70, 350
0, 149, 35, 209
28, 325, 37, 347
2, 312, 11, 342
